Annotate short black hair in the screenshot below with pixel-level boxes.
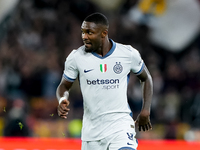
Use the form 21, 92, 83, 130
84, 12, 109, 27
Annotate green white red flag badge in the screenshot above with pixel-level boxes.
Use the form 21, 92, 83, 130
100, 64, 107, 73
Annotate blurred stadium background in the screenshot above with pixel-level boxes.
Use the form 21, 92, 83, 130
0, 0, 200, 149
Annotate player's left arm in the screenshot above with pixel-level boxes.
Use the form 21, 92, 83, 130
135, 64, 153, 131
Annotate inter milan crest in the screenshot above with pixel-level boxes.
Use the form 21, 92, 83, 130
113, 62, 123, 74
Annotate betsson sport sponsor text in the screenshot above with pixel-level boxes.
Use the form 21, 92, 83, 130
86, 78, 120, 90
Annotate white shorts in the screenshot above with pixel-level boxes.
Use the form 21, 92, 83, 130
82, 124, 138, 150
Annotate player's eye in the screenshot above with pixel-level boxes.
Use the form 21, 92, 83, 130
88, 31, 92, 35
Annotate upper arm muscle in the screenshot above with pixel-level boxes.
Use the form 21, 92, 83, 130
137, 65, 150, 82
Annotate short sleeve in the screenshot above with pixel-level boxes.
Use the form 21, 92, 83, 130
130, 46, 144, 75
63, 50, 78, 82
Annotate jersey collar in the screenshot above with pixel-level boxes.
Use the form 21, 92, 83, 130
92, 39, 116, 59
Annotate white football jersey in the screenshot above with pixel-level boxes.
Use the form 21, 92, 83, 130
63, 39, 144, 141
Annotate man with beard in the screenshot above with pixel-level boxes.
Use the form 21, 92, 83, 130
56, 12, 153, 150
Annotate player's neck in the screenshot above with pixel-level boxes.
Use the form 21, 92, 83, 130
96, 38, 112, 57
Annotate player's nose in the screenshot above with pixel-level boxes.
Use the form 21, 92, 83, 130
82, 32, 88, 40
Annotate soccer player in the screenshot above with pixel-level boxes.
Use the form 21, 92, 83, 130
56, 12, 153, 150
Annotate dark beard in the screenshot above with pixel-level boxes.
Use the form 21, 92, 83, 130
84, 46, 95, 53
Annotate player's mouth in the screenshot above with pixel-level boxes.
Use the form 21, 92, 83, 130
84, 42, 92, 47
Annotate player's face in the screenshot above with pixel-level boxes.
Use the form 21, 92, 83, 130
81, 21, 103, 53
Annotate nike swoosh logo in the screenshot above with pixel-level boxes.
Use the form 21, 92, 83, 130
84, 69, 94, 73
127, 142, 133, 145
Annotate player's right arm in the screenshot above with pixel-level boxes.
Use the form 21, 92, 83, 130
57, 50, 78, 119
56, 77, 73, 119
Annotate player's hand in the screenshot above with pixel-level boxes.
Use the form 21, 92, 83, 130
57, 99, 70, 119
135, 110, 152, 131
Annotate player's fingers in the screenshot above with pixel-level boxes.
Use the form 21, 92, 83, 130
58, 107, 69, 115
58, 109, 69, 118
142, 125, 146, 131
57, 105, 64, 113
145, 124, 149, 131
148, 122, 152, 130
58, 105, 69, 113
139, 125, 144, 131
58, 103, 70, 112
60, 105, 70, 111
60, 114, 67, 119
61, 100, 70, 106
139, 125, 146, 131
58, 110, 68, 116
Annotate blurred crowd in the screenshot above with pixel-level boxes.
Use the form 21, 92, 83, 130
0, 0, 200, 140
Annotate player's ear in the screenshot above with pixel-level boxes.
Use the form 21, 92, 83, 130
101, 30, 108, 38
